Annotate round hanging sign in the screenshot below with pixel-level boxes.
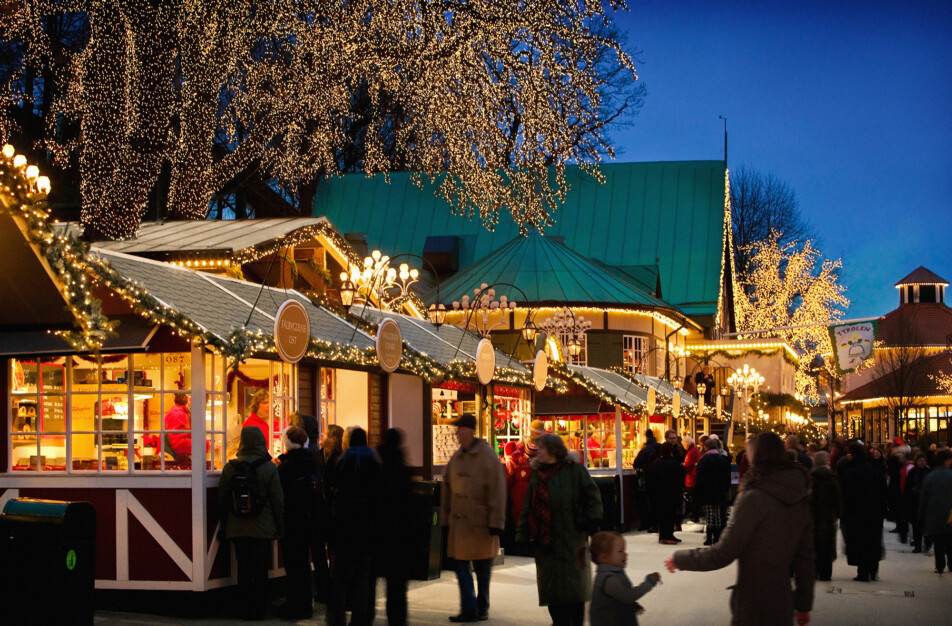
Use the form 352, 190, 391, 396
672, 390, 681, 416
274, 300, 310, 364
646, 386, 656, 415
476, 338, 496, 385
376, 318, 403, 373
532, 351, 548, 391
716, 395, 723, 416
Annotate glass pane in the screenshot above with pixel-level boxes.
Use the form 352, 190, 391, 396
134, 353, 162, 389
72, 357, 100, 390
163, 392, 192, 469
12, 359, 38, 393
12, 433, 37, 469
39, 360, 66, 392
71, 433, 99, 470
163, 353, 192, 392
40, 434, 66, 470
209, 434, 224, 470
101, 430, 128, 471
136, 432, 162, 470
13, 397, 38, 432
39, 394, 67, 433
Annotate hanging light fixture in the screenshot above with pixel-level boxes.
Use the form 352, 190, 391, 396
338, 273, 356, 312
428, 302, 446, 327
521, 320, 538, 343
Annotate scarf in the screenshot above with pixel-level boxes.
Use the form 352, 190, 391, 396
528, 461, 565, 546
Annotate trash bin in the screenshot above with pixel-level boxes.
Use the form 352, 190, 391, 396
592, 475, 620, 531
407, 481, 442, 581
0, 498, 97, 625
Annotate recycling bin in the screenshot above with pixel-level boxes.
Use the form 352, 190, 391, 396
0, 498, 97, 624
407, 481, 442, 580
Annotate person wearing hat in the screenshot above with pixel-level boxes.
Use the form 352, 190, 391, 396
441, 413, 507, 623
525, 419, 546, 460
277, 426, 320, 619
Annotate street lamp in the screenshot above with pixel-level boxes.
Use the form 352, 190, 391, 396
537, 306, 591, 364
445, 282, 538, 360
727, 364, 765, 440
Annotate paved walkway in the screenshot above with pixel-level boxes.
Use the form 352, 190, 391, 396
97, 522, 949, 625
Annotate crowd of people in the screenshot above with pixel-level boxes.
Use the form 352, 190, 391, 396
216, 395, 952, 624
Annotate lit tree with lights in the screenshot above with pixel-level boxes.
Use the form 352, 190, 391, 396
1, 1, 643, 239
735, 230, 849, 397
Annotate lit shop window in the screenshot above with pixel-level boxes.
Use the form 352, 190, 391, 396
529, 415, 637, 470
225, 358, 297, 458
489, 387, 530, 457
431, 383, 477, 466
320, 367, 336, 430
622, 336, 649, 376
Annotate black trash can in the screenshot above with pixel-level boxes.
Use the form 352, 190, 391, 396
0, 498, 97, 625
407, 481, 442, 581
592, 475, 620, 531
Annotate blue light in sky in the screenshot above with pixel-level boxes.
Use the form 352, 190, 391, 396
608, 0, 952, 318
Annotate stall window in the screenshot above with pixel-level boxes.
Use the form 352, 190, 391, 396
623, 336, 649, 375
531, 414, 635, 470
226, 357, 297, 457
490, 387, 530, 457
432, 383, 476, 465
320, 367, 336, 431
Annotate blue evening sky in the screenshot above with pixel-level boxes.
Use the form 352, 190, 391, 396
608, 0, 952, 319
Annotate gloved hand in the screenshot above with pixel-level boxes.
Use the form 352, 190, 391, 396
489, 527, 503, 537
796, 611, 810, 625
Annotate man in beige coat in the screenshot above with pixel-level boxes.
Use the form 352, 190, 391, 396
441, 413, 507, 623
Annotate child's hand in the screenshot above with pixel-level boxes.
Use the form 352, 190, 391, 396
635, 605, 646, 616
649, 572, 661, 584
664, 556, 677, 573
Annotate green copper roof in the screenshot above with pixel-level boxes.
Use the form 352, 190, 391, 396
313, 161, 727, 317
434, 231, 678, 312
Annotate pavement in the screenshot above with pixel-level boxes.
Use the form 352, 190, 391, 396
96, 521, 949, 625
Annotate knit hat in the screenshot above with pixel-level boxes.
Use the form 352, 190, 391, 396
529, 419, 546, 438
283, 425, 308, 450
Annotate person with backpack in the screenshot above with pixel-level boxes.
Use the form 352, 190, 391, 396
218, 426, 284, 620
277, 425, 320, 620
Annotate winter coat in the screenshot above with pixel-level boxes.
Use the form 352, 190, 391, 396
646, 457, 684, 511
164, 403, 192, 457
695, 450, 730, 506
277, 447, 321, 538
515, 458, 603, 606
840, 457, 887, 566
918, 466, 952, 536
377, 440, 412, 575
330, 445, 383, 558
506, 451, 532, 525
242, 412, 271, 447
809, 465, 842, 564
589, 564, 656, 626
218, 426, 284, 541
441, 438, 507, 561
902, 464, 930, 522
672, 462, 814, 626
633, 440, 659, 470
683, 444, 701, 489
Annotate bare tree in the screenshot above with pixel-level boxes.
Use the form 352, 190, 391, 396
730, 165, 815, 281
870, 308, 932, 430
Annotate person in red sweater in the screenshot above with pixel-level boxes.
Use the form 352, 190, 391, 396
682, 436, 701, 523
164, 393, 193, 467
242, 390, 272, 450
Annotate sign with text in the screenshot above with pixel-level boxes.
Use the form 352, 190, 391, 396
376, 318, 403, 373
828, 319, 877, 374
533, 351, 548, 391
274, 300, 310, 364
476, 338, 496, 385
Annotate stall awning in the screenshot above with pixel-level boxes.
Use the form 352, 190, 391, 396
0, 315, 158, 357
535, 395, 602, 416
565, 365, 649, 413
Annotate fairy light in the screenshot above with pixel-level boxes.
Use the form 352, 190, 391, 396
5, 3, 638, 238
735, 230, 849, 399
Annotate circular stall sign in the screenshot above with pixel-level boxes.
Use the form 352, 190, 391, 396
533, 351, 548, 391
376, 318, 403, 373
274, 300, 310, 364
646, 386, 656, 415
476, 338, 496, 385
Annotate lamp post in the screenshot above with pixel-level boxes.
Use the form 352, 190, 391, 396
444, 282, 538, 360
727, 364, 764, 440
537, 306, 591, 364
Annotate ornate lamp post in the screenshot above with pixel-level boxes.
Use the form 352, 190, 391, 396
727, 364, 765, 440
445, 282, 538, 360
537, 306, 591, 364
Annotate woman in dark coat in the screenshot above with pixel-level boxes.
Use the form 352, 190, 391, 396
647, 442, 685, 544
516, 433, 603, 626
902, 452, 931, 553
809, 451, 842, 581
695, 438, 731, 545
839, 441, 887, 581
277, 426, 320, 619
665, 432, 814, 626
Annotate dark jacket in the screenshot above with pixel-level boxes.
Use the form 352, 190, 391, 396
218, 426, 284, 540
647, 456, 685, 508
673, 462, 814, 626
633, 440, 660, 470
840, 457, 887, 566
516, 457, 603, 606
902, 464, 930, 521
809, 465, 842, 563
918, 466, 952, 536
330, 445, 383, 557
695, 450, 731, 506
277, 447, 321, 537
377, 438, 412, 575
589, 564, 656, 626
